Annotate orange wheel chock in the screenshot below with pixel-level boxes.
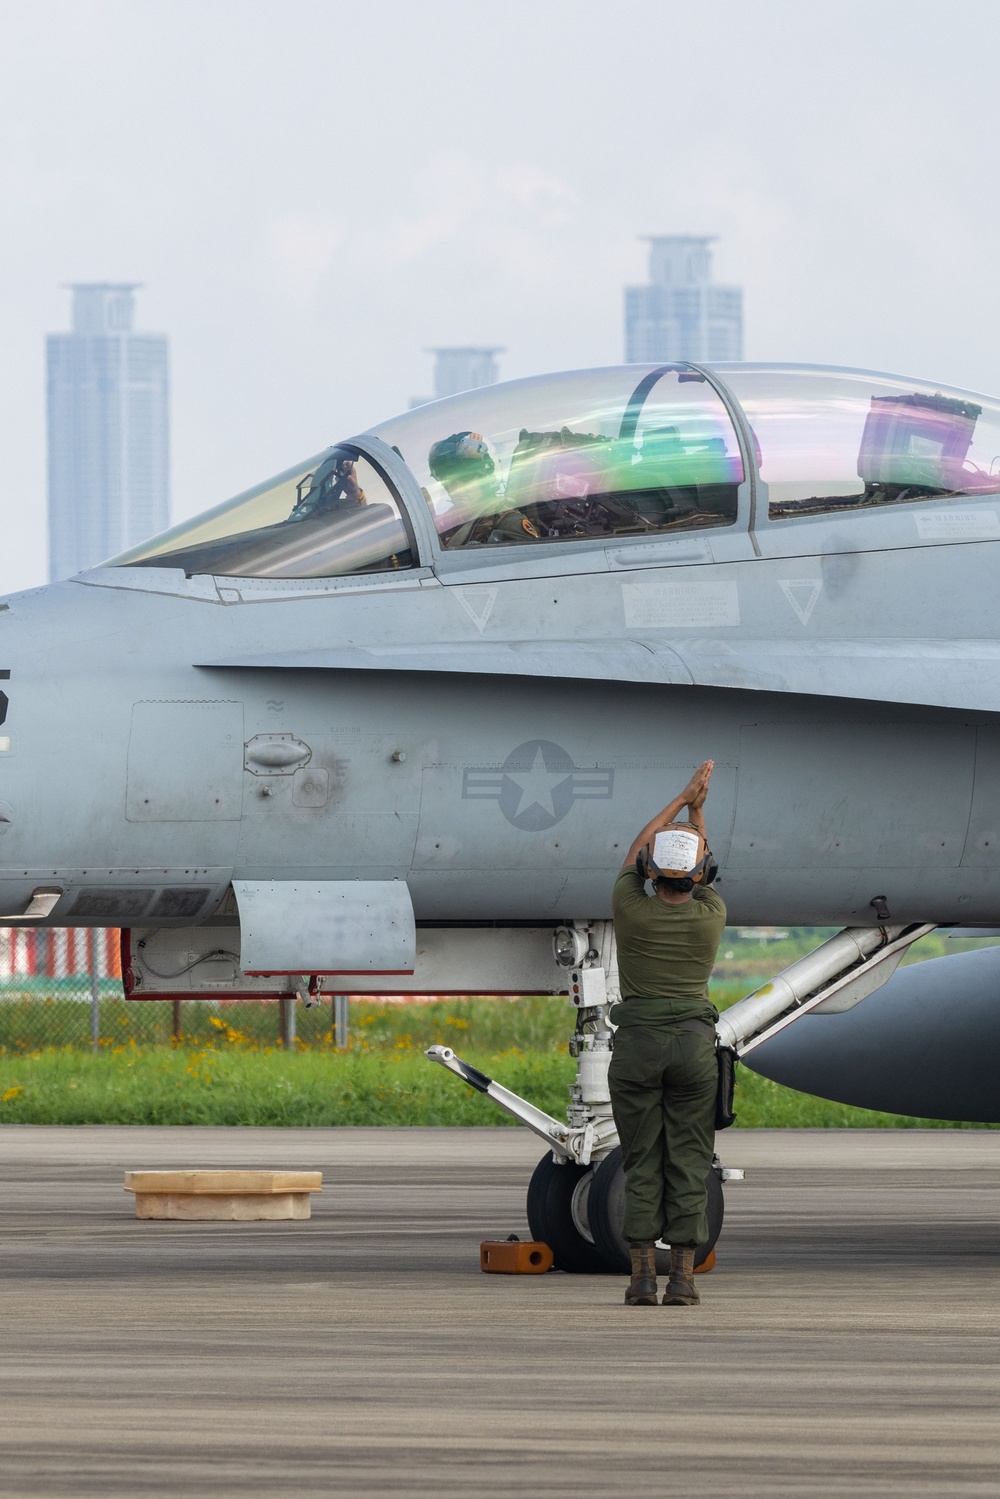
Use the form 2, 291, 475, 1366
480, 1238, 554, 1274
694, 1248, 716, 1274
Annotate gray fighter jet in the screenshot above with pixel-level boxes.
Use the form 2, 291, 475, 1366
3, 360, 1000, 1271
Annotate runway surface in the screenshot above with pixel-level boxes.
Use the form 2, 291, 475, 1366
1, 1125, 999, 1497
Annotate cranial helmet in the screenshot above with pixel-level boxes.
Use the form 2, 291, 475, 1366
636, 823, 717, 892
428, 431, 496, 486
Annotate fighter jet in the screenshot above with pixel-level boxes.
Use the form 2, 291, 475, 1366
3, 359, 1000, 1272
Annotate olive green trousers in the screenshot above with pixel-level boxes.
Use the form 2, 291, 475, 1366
608, 1025, 717, 1247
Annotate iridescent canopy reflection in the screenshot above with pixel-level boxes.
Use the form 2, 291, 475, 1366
373, 366, 744, 547
104, 363, 1000, 583
719, 366, 1000, 518
107, 446, 414, 578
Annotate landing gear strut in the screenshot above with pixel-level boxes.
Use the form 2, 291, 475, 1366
427, 918, 735, 1273
427, 916, 940, 1273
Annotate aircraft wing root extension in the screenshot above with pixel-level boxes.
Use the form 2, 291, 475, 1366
196, 638, 1000, 713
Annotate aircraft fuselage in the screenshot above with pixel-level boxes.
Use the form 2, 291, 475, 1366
1, 563, 998, 930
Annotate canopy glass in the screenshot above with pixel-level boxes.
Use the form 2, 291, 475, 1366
103, 364, 1000, 579
372, 365, 744, 548
105, 446, 415, 579
718, 364, 1000, 518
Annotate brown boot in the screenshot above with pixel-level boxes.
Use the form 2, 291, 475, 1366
662, 1246, 700, 1305
624, 1242, 658, 1305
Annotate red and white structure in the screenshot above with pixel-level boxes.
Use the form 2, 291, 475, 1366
0, 928, 121, 981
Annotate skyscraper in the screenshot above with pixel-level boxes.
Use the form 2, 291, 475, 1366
410, 346, 502, 408
47, 284, 169, 580
624, 237, 743, 365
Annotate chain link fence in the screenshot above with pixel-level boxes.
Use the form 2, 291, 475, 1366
0, 927, 351, 1052
2, 924, 875, 1058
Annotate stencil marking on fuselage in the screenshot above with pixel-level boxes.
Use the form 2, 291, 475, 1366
778, 579, 822, 626
622, 580, 740, 629
455, 587, 498, 633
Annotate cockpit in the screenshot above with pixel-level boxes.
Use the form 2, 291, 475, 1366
106, 363, 1000, 580
386, 365, 744, 549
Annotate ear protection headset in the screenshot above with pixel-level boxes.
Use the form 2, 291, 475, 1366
636, 822, 718, 892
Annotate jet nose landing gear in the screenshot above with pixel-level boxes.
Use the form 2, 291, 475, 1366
426, 919, 734, 1274
586, 1147, 724, 1275
525, 1154, 608, 1274
526, 1148, 724, 1274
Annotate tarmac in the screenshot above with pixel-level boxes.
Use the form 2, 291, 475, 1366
1, 1126, 999, 1497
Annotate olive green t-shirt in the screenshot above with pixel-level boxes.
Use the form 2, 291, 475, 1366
611, 868, 726, 1028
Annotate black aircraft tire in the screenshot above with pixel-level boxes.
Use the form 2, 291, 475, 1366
587, 1145, 724, 1275
526, 1153, 612, 1274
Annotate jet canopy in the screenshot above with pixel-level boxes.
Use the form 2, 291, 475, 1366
106, 445, 417, 580
106, 364, 1000, 580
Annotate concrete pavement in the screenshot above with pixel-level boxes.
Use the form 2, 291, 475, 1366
1, 1126, 999, 1496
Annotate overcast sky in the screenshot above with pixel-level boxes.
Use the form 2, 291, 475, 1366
2, 0, 1000, 593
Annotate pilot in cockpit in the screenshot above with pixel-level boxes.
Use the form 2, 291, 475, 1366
506, 424, 710, 537
289, 451, 367, 523
428, 432, 539, 546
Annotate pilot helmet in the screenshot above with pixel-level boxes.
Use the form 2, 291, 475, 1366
637, 822, 717, 892
428, 431, 496, 487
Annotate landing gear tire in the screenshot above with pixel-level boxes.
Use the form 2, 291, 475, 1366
526, 1153, 611, 1273
586, 1145, 724, 1276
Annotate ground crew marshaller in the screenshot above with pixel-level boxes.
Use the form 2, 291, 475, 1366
609, 760, 725, 1307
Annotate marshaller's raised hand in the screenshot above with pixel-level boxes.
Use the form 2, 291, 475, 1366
625, 759, 715, 870
682, 760, 714, 810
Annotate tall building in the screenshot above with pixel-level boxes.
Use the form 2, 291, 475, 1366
624, 236, 743, 365
410, 346, 502, 408
47, 283, 169, 580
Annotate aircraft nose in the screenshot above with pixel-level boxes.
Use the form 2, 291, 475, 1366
0, 663, 31, 916
0, 669, 10, 835
0, 593, 78, 916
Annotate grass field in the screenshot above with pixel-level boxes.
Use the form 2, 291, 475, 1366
2, 927, 998, 1128
0, 990, 995, 1129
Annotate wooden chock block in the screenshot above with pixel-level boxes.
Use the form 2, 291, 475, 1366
480, 1238, 554, 1274
124, 1170, 322, 1221
694, 1247, 716, 1274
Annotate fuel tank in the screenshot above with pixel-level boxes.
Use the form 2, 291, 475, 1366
743, 945, 1000, 1123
